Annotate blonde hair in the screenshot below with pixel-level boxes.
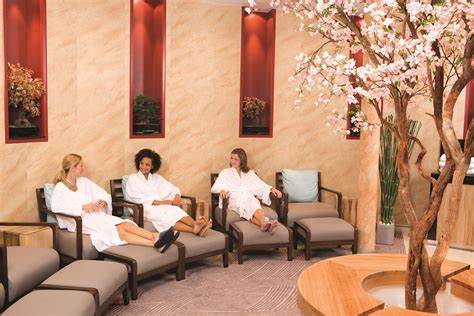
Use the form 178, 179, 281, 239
54, 153, 82, 191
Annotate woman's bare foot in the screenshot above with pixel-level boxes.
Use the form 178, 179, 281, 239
260, 221, 271, 232
199, 219, 212, 237
268, 220, 278, 235
193, 217, 206, 235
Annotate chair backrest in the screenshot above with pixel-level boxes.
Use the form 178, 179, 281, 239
110, 179, 124, 200
210, 173, 219, 211
275, 171, 322, 203
36, 188, 48, 222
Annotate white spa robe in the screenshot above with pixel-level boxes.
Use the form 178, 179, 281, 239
211, 168, 272, 220
51, 177, 133, 251
124, 171, 188, 232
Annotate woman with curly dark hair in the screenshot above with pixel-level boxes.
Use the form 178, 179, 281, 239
125, 149, 211, 237
211, 148, 282, 234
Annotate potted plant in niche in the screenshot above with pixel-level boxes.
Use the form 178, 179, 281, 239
377, 115, 421, 244
242, 96, 267, 135
132, 94, 161, 134
7, 63, 45, 138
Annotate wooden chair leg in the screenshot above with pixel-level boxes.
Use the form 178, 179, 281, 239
305, 240, 311, 261
122, 284, 130, 305
288, 229, 293, 261
130, 276, 138, 300
223, 235, 229, 268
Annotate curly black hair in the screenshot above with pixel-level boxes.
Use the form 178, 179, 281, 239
134, 149, 162, 174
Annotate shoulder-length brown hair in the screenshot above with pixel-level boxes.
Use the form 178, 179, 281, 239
230, 148, 250, 173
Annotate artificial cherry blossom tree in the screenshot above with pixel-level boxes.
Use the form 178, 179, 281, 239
271, 0, 474, 312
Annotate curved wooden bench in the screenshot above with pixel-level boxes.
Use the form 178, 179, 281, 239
297, 254, 470, 315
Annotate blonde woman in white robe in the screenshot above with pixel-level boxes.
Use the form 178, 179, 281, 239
125, 149, 212, 237
51, 153, 179, 253
211, 148, 282, 234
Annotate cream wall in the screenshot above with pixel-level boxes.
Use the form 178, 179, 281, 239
0, 0, 361, 221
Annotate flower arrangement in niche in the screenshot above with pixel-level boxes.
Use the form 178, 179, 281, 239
7, 63, 45, 127
242, 97, 266, 124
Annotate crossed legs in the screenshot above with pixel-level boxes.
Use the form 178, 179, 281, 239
173, 215, 212, 237
116, 222, 158, 247
250, 209, 278, 234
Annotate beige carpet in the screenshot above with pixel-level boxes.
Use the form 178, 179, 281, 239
106, 235, 405, 315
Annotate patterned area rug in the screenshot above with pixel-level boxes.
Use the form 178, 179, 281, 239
106, 234, 405, 315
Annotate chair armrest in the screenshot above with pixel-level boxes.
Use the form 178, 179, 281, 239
0, 222, 58, 250
47, 210, 84, 260
181, 195, 197, 219
112, 200, 144, 228
320, 186, 343, 218
279, 192, 289, 225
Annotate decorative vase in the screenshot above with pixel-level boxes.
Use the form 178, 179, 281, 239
376, 222, 395, 245
252, 115, 261, 126
9, 126, 39, 138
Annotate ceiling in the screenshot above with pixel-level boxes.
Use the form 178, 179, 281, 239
206, 0, 275, 12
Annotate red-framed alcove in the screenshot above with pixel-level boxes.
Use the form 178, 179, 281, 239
346, 16, 363, 140
130, 0, 166, 139
3, 0, 47, 143
239, 8, 275, 138
464, 58, 474, 138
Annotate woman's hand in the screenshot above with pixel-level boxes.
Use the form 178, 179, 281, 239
172, 195, 181, 206
270, 187, 282, 198
82, 201, 103, 213
219, 190, 229, 199
152, 200, 173, 206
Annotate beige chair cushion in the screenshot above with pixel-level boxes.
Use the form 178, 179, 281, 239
7, 247, 60, 302
0, 283, 5, 310
297, 218, 354, 242
104, 244, 179, 275
41, 260, 127, 306
215, 206, 278, 231
3, 290, 95, 316
232, 221, 289, 246
57, 229, 98, 260
176, 229, 226, 258
144, 220, 155, 231
287, 202, 338, 227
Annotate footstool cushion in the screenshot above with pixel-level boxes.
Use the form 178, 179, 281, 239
7, 246, 60, 302
176, 229, 226, 258
2, 290, 95, 316
232, 221, 289, 245
104, 244, 179, 275
40, 260, 127, 306
297, 218, 354, 242
230, 221, 293, 264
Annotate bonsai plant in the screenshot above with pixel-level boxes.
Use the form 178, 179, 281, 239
377, 115, 421, 244
132, 94, 161, 134
7, 63, 45, 136
242, 96, 266, 125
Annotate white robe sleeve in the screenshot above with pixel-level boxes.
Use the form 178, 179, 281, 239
157, 175, 181, 199
51, 182, 82, 232
125, 173, 155, 205
247, 171, 272, 206
84, 178, 113, 215
211, 170, 229, 193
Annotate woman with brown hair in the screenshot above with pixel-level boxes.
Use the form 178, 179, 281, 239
51, 153, 179, 253
211, 148, 282, 234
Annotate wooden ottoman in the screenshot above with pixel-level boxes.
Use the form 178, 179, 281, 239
39, 260, 129, 314
294, 217, 358, 260
2, 290, 96, 316
229, 221, 293, 264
